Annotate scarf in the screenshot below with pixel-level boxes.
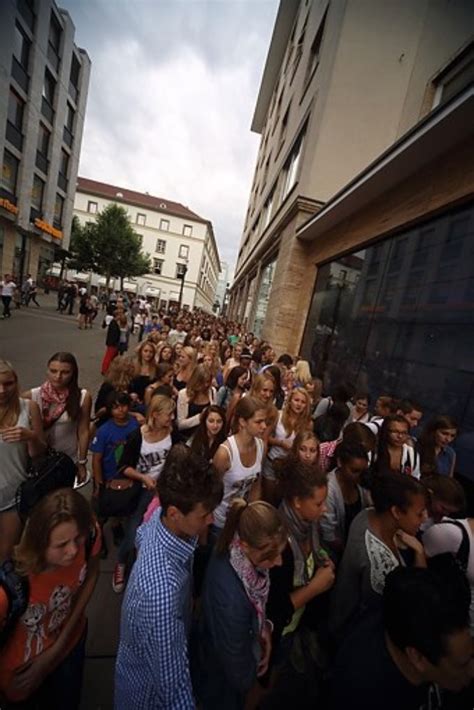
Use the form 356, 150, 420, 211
229, 533, 270, 632
280, 499, 326, 587
39, 380, 69, 428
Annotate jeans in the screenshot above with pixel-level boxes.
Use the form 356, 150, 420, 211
2, 295, 12, 317
117, 489, 154, 565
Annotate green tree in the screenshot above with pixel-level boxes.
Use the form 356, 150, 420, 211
68, 205, 152, 289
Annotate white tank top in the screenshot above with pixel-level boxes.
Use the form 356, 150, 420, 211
268, 411, 295, 461
137, 433, 172, 481
213, 435, 264, 528
31, 387, 87, 462
0, 398, 31, 511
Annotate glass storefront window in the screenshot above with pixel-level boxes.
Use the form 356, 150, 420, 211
301, 204, 474, 428
253, 258, 277, 337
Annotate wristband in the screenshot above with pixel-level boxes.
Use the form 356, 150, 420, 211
78, 458, 88, 465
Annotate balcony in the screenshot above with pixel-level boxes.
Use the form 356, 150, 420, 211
6, 121, 23, 151
57, 172, 68, 192
35, 150, 48, 174
63, 125, 73, 148
41, 97, 54, 124
11, 57, 29, 93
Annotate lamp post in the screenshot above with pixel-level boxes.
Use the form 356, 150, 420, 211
177, 264, 188, 310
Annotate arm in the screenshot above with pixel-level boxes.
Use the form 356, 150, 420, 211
120, 429, 156, 491
0, 400, 46, 457
212, 443, 231, 477
77, 392, 92, 483
91, 453, 104, 497
176, 393, 201, 431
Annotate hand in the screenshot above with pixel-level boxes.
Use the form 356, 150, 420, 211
77, 463, 87, 483
257, 621, 272, 677
280, 439, 293, 452
310, 561, 336, 595
130, 393, 139, 402
395, 530, 425, 556
11, 647, 56, 697
0, 426, 32, 443
141, 474, 156, 491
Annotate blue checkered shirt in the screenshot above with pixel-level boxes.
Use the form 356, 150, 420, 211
115, 509, 197, 709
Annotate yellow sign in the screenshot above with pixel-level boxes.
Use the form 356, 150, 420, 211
34, 218, 63, 240
0, 198, 19, 215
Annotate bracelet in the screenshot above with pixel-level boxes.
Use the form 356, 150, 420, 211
78, 458, 88, 465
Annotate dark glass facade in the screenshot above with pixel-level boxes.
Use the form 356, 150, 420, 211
301, 203, 474, 429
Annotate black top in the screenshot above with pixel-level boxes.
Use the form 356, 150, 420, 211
330, 612, 430, 710
344, 496, 362, 539
105, 319, 120, 347
129, 375, 153, 402
173, 376, 187, 392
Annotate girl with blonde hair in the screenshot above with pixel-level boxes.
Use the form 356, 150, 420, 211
113, 395, 178, 592
129, 341, 158, 403
177, 365, 216, 441
0, 488, 100, 705
0, 360, 45, 560
200, 500, 287, 708
293, 360, 312, 388
173, 345, 197, 392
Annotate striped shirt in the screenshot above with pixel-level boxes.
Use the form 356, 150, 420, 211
115, 509, 197, 709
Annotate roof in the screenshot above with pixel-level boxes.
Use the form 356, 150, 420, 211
76, 177, 208, 224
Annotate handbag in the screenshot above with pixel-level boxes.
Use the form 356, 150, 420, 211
16, 449, 77, 521
96, 478, 141, 518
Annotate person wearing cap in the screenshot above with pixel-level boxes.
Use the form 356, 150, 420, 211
239, 348, 253, 390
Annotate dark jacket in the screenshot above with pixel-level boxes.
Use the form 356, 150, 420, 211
198, 552, 260, 710
105, 318, 120, 347
118, 426, 181, 473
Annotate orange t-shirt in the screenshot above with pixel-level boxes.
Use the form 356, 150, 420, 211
0, 527, 101, 702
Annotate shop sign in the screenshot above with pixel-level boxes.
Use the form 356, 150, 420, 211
0, 198, 19, 215
34, 218, 63, 240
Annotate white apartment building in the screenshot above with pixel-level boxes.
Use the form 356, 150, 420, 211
73, 177, 220, 312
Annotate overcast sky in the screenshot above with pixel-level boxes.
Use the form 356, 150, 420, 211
60, 0, 279, 276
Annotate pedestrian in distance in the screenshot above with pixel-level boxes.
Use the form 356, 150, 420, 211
0, 274, 17, 319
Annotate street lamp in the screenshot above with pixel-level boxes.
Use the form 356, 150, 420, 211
177, 264, 188, 310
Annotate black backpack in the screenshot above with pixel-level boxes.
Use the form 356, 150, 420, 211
0, 528, 96, 647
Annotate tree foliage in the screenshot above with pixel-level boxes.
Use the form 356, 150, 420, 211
68, 205, 152, 287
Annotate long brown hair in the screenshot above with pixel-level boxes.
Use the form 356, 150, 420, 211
186, 365, 212, 402
216, 499, 287, 560
14, 488, 93, 575
48, 352, 81, 421
0, 359, 20, 427
419, 415, 458, 476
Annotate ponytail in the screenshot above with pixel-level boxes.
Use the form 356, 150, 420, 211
216, 499, 287, 559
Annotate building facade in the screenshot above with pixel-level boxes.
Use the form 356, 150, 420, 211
228, 0, 474, 353
215, 260, 230, 313
73, 177, 221, 312
0, 0, 90, 284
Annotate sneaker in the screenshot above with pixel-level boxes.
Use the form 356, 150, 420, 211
112, 563, 126, 593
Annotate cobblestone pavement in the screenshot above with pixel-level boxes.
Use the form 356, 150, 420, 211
1, 293, 126, 709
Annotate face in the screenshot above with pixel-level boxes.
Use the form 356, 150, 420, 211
0, 371, 17, 405
355, 398, 368, 414
375, 398, 390, 417
48, 360, 74, 389
403, 409, 423, 430
179, 352, 190, 367
161, 370, 174, 386
141, 345, 155, 362
243, 541, 285, 570
161, 347, 172, 361
394, 493, 427, 536
290, 391, 307, 416
45, 521, 84, 568
338, 456, 367, 484
234, 345, 242, 359
240, 356, 251, 370
152, 407, 174, 429
258, 381, 275, 403
298, 438, 319, 464
174, 343, 183, 356
174, 502, 215, 538
203, 354, 213, 367
387, 421, 409, 447
294, 485, 328, 523
244, 410, 267, 439
237, 373, 248, 388
111, 402, 129, 422
435, 428, 457, 449
420, 628, 474, 691
206, 412, 223, 438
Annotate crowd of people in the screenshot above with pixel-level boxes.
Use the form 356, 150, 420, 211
0, 297, 473, 709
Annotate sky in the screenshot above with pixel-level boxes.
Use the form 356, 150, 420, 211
60, 0, 279, 277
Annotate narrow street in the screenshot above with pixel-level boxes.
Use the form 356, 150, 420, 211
1, 294, 123, 709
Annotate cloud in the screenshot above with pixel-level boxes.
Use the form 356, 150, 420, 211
61, 0, 279, 272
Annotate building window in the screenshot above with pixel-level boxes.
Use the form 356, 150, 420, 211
279, 104, 290, 148
42, 69, 56, 106
87, 201, 98, 214
136, 213, 146, 226
281, 133, 304, 201
63, 103, 74, 147
304, 10, 327, 87
431, 42, 474, 110
7, 88, 24, 151
31, 174, 45, 212
153, 258, 163, 275
156, 239, 166, 254
182, 224, 193, 237
1, 150, 19, 196
176, 263, 187, 278
17, 0, 35, 31
37, 123, 50, 157
48, 10, 62, 70
13, 22, 30, 69
291, 13, 308, 80
179, 244, 189, 258
54, 193, 64, 227
69, 54, 81, 102
59, 148, 69, 177
160, 218, 170, 231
